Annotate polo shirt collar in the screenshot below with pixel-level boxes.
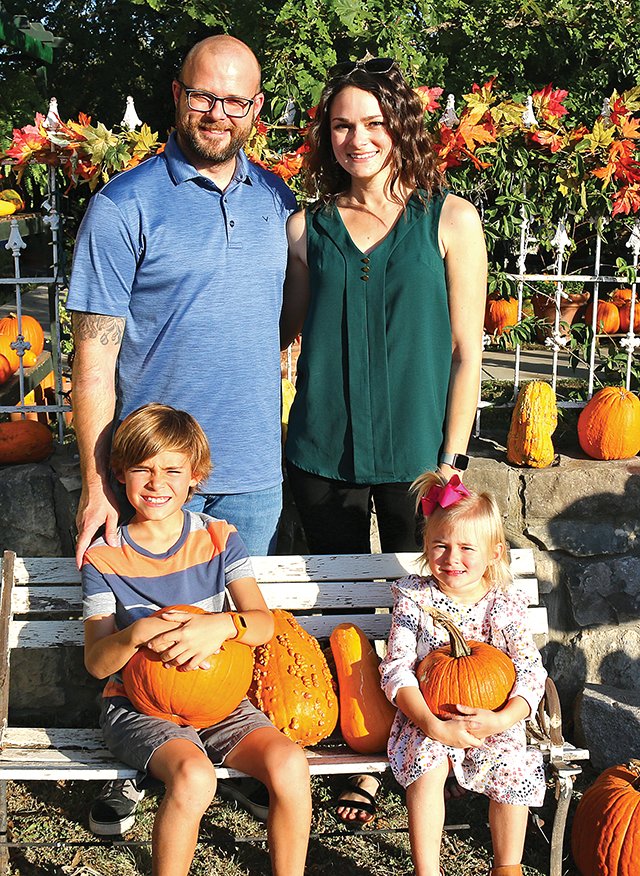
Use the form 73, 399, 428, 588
164, 131, 253, 191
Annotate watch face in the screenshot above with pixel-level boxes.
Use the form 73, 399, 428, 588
454, 454, 470, 471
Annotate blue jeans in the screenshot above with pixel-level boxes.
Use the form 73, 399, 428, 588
185, 484, 282, 555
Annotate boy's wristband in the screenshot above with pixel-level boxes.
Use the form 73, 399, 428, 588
227, 612, 248, 641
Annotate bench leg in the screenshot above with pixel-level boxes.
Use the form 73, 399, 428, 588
0, 779, 8, 876
549, 771, 573, 876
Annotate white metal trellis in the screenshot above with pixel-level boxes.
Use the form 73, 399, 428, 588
0, 161, 70, 440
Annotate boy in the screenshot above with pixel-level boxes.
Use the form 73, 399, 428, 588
82, 403, 311, 876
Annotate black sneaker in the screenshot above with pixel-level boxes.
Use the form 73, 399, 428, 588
89, 778, 145, 835
217, 777, 270, 822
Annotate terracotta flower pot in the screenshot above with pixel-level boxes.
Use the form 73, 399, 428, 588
532, 291, 590, 340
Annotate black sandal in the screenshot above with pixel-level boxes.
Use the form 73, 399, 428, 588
335, 775, 380, 826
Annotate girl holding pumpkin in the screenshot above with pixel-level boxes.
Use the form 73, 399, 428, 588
82, 404, 311, 876
280, 57, 486, 824
380, 473, 546, 876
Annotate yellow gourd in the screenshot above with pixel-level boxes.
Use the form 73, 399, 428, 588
0, 201, 16, 216
507, 380, 557, 467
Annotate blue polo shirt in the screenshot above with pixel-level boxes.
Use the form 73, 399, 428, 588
67, 133, 296, 493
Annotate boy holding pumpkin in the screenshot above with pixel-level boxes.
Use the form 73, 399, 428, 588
82, 403, 311, 876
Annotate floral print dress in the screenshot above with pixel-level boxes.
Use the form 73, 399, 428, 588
380, 575, 547, 806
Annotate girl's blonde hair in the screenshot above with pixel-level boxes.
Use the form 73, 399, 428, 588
111, 404, 213, 501
411, 471, 512, 588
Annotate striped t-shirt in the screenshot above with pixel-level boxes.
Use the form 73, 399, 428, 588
82, 510, 254, 630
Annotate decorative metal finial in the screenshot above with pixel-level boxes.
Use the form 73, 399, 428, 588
440, 94, 459, 129
522, 96, 538, 129
5, 221, 26, 256
621, 335, 640, 352
43, 97, 61, 131
626, 219, 640, 257
279, 98, 296, 127
545, 331, 568, 352
551, 220, 572, 251
121, 96, 143, 131
600, 97, 613, 128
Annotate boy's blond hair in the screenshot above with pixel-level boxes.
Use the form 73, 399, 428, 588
111, 404, 213, 500
411, 470, 512, 588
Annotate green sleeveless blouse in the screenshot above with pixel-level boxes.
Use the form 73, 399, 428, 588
285, 192, 451, 484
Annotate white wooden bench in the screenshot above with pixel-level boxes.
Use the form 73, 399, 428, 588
0, 548, 588, 876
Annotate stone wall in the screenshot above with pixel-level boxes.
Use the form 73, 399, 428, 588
1, 441, 639, 766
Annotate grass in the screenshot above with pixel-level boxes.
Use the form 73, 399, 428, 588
5, 768, 593, 875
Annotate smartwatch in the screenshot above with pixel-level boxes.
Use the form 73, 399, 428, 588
440, 452, 470, 472
227, 612, 248, 641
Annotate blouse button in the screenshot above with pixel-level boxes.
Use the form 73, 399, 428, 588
362, 257, 370, 264
361, 275, 369, 281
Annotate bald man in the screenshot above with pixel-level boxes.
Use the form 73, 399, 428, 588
66, 36, 298, 840
68, 35, 296, 567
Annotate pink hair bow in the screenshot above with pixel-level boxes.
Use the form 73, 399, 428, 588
421, 475, 470, 517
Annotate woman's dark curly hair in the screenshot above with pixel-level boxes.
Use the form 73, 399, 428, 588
304, 65, 445, 204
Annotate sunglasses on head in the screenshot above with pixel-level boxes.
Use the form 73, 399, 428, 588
328, 58, 396, 78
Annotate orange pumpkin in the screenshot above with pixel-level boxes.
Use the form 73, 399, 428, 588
21, 350, 38, 368
0, 314, 45, 358
249, 609, 338, 745
122, 605, 254, 728
612, 287, 633, 307
618, 300, 640, 333
0, 336, 19, 373
330, 623, 397, 754
571, 759, 640, 876
0, 354, 13, 385
417, 607, 515, 721
585, 300, 620, 334
577, 386, 640, 460
484, 295, 519, 336
0, 419, 53, 465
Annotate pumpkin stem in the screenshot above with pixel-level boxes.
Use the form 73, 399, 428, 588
628, 759, 640, 787
425, 607, 472, 659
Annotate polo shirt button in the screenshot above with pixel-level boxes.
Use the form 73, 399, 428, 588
362, 265, 370, 273
229, 220, 235, 227
362, 257, 370, 264
361, 275, 369, 281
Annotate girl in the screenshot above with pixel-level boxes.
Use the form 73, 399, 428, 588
380, 472, 547, 876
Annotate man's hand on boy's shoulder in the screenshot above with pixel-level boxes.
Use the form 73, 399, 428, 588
143, 610, 234, 672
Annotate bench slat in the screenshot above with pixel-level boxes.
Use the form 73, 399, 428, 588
9, 603, 549, 650
11, 578, 540, 616
9, 550, 537, 585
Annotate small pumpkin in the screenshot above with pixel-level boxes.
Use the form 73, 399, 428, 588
507, 380, 557, 468
0, 419, 53, 465
0, 354, 13, 385
0, 336, 19, 373
612, 287, 633, 307
571, 759, 640, 876
249, 609, 338, 746
330, 623, 397, 754
122, 605, 254, 728
484, 294, 519, 336
618, 300, 640, 333
585, 299, 620, 334
0, 190, 25, 211
0, 314, 45, 358
577, 386, 640, 460
417, 607, 516, 721
22, 349, 38, 368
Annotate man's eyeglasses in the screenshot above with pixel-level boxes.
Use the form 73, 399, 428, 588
176, 81, 256, 118
328, 58, 396, 79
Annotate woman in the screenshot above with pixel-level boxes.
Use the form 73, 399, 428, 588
280, 59, 487, 821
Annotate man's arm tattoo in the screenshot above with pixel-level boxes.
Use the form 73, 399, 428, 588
72, 313, 126, 346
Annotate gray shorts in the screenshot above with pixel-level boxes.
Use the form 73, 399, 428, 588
100, 696, 275, 789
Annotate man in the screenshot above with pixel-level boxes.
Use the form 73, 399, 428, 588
67, 34, 296, 836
